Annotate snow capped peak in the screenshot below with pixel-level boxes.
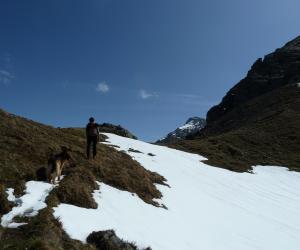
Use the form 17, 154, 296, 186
179, 117, 205, 130
158, 117, 206, 143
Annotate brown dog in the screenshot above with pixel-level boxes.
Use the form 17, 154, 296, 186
47, 146, 75, 184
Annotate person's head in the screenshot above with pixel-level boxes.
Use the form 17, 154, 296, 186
89, 117, 95, 123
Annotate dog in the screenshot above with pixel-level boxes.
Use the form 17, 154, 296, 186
47, 146, 75, 184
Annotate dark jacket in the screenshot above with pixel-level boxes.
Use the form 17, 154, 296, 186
86, 122, 100, 137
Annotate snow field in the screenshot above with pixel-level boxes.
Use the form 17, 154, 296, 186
53, 133, 300, 250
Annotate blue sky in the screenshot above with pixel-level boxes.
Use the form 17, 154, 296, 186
1, 0, 300, 141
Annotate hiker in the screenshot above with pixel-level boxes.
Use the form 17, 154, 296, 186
86, 117, 100, 159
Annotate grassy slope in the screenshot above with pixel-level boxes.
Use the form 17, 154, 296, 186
0, 108, 164, 249
168, 84, 300, 172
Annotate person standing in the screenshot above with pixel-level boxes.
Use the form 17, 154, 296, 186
86, 117, 100, 159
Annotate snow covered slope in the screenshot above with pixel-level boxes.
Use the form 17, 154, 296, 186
54, 133, 300, 250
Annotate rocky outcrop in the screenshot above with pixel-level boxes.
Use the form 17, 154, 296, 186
157, 117, 206, 143
203, 35, 300, 136
98, 123, 137, 139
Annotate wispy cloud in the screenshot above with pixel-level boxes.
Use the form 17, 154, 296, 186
0, 70, 14, 85
96, 81, 110, 93
139, 89, 159, 99
176, 93, 217, 107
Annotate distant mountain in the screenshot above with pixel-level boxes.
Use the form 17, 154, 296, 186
157, 117, 206, 143
168, 35, 300, 172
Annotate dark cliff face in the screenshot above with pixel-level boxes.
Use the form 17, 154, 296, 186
205, 35, 300, 135
169, 36, 300, 172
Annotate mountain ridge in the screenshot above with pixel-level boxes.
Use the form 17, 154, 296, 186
166, 35, 300, 172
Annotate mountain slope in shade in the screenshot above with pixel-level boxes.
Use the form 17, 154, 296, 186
157, 117, 206, 143
168, 36, 300, 172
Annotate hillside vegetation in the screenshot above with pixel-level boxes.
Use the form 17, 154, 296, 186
0, 108, 164, 249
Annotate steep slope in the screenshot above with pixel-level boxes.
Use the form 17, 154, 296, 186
0, 108, 165, 249
157, 117, 206, 143
168, 36, 300, 172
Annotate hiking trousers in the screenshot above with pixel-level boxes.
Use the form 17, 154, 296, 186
87, 136, 98, 159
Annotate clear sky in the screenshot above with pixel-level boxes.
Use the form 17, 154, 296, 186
1, 0, 299, 141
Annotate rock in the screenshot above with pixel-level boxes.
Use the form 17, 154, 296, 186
128, 148, 143, 153
87, 230, 146, 250
98, 123, 137, 140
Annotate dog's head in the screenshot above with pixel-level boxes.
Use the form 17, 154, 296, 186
60, 146, 76, 167
61, 146, 70, 153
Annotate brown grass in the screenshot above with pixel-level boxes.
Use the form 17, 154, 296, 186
0, 184, 11, 215
0, 207, 96, 250
0, 108, 165, 249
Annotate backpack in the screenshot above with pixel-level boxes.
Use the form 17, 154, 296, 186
87, 123, 99, 137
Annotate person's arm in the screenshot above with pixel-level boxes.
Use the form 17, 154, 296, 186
85, 125, 89, 137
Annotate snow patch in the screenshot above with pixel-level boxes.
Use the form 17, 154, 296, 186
178, 123, 195, 130
6, 188, 16, 202
53, 133, 300, 250
1, 181, 54, 228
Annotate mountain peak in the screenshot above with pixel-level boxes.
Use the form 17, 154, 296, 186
185, 116, 204, 124
157, 117, 206, 143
